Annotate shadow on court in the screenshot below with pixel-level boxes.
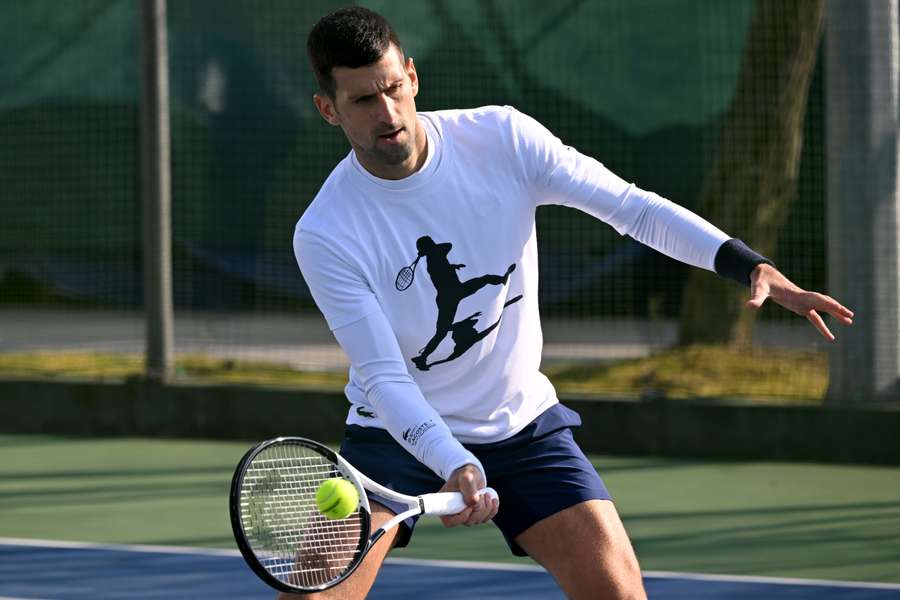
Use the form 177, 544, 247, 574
629, 501, 900, 581
0, 465, 231, 481
0, 480, 228, 509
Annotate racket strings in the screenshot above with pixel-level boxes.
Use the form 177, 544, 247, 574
395, 266, 414, 290
239, 444, 364, 588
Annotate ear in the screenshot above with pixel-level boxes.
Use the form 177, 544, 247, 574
406, 56, 419, 97
313, 93, 341, 126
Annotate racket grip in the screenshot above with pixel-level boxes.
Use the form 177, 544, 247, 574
421, 487, 499, 516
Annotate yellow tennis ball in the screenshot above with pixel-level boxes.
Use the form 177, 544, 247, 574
315, 478, 359, 520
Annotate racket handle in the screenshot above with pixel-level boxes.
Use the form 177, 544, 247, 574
421, 487, 499, 516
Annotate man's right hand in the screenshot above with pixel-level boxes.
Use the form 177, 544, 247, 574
438, 463, 499, 527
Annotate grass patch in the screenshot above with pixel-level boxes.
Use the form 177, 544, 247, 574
176, 355, 347, 388
0, 352, 346, 389
0, 345, 827, 403
546, 345, 827, 404
0, 352, 145, 381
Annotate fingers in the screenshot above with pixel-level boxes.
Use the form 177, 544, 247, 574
749, 266, 855, 340
439, 464, 499, 528
747, 264, 774, 310
811, 293, 854, 325
746, 280, 770, 310
454, 465, 481, 503
806, 294, 853, 342
455, 471, 496, 526
478, 493, 500, 524
806, 309, 835, 342
801, 294, 854, 341
440, 507, 473, 528
467, 489, 499, 525
441, 490, 498, 527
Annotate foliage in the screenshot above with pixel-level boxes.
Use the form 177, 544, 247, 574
0, 346, 826, 404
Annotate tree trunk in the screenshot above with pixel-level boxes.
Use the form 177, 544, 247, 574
678, 0, 824, 348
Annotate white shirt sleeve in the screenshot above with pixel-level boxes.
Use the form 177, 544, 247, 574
293, 228, 381, 331
294, 227, 486, 483
509, 107, 730, 271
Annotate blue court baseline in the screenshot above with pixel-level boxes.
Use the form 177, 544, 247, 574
0, 539, 898, 600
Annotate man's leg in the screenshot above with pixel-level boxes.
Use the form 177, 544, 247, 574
414, 306, 455, 368
276, 501, 400, 600
514, 499, 645, 600
458, 263, 516, 297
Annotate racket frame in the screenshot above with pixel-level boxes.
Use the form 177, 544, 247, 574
230, 436, 492, 594
394, 255, 421, 291
229, 437, 372, 594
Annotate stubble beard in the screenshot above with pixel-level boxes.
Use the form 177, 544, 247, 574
369, 128, 414, 166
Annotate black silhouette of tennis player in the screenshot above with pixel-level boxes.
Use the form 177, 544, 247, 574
426, 295, 523, 369
411, 235, 515, 371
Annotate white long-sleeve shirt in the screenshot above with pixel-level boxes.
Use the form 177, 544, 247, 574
294, 105, 730, 481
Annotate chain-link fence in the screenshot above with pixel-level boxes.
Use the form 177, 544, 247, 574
1, 0, 894, 403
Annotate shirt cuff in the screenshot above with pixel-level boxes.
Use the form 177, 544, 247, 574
714, 238, 775, 287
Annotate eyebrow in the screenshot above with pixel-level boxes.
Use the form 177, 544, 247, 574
348, 78, 404, 102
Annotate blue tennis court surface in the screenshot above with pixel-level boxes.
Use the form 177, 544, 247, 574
1, 539, 898, 599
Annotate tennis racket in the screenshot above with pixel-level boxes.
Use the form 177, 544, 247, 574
395, 255, 421, 291
229, 436, 498, 594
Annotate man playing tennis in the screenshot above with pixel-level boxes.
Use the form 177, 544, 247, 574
293, 7, 854, 599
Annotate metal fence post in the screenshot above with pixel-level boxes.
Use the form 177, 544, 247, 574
825, 0, 900, 402
139, 0, 174, 381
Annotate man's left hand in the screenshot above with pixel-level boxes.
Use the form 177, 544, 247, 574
748, 263, 854, 342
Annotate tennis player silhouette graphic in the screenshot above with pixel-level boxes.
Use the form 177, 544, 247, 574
405, 235, 519, 371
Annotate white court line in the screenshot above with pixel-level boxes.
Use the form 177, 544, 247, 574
385, 557, 900, 590
2, 537, 900, 591
385, 556, 545, 572
641, 570, 900, 591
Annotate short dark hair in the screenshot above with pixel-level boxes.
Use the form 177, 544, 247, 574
307, 6, 403, 98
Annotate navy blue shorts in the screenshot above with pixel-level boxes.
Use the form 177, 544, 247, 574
339, 403, 611, 557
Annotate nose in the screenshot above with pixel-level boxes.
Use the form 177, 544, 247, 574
373, 93, 398, 125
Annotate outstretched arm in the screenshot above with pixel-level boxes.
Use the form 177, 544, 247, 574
748, 263, 854, 341
508, 107, 855, 338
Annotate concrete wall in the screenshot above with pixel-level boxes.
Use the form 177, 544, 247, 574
1, 379, 898, 464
